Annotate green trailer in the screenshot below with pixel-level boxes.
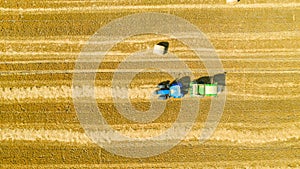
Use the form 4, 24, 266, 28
190, 83, 218, 97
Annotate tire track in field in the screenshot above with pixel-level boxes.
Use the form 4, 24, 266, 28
1, 84, 299, 101
1, 31, 298, 44
1, 122, 299, 145
1, 3, 299, 14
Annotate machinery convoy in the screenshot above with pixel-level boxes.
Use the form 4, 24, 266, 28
153, 41, 226, 100
154, 73, 226, 100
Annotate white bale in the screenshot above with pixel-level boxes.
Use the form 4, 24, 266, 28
226, 0, 239, 4
192, 84, 198, 95
205, 85, 218, 95
153, 44, 167, 55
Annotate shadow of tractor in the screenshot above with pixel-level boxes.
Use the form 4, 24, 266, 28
175, 76, 191, 96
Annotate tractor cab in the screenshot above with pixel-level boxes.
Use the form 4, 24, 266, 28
155, 80, 183, 100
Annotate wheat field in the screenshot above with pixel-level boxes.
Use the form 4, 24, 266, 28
0, 0, 300, 168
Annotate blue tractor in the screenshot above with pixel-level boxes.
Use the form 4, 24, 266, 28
155, 80, 184, 100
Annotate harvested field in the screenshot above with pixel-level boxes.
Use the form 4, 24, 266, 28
0, 0, 300, 168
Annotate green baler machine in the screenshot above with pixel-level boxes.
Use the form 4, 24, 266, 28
190, 82, 218, 97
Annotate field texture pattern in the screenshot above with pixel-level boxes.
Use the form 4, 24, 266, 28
0, 0, 300, 168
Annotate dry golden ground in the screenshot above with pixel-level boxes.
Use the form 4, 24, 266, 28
0, 0, 300, 168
